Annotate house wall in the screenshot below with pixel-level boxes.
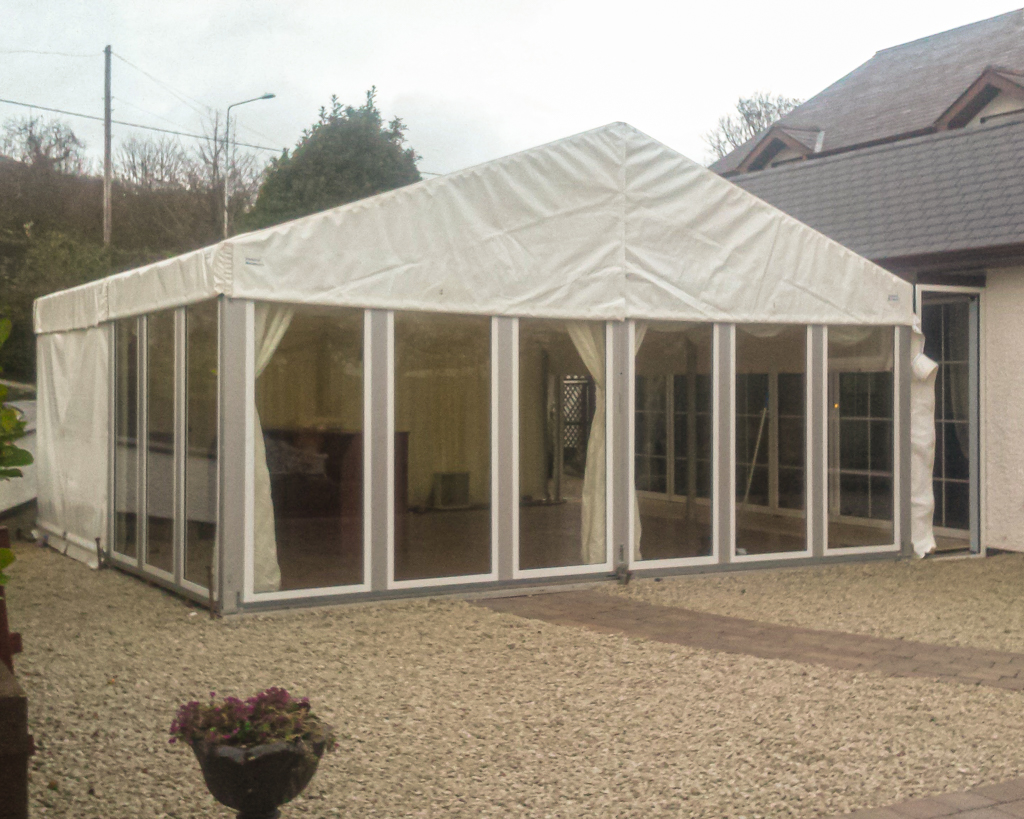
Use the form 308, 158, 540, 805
982, 266, 1024, 552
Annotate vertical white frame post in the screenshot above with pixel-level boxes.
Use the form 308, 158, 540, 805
106, 321, 116, 565
137, 314, 149, 572
807, 325, 827, 559
172, 307, 187, 586
217, 297, 250, 614
715, 323, 734, 565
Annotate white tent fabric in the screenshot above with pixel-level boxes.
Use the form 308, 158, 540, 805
33, 121, 919, 573
35, 123, 913, 335
35, 327, 109, 567
253, 305, 294, 592
910, 330, 939, 558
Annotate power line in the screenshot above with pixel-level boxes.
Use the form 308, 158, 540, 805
115, 96, 199, 131
112, 51, 291, 154
111, 51, 210, 118
0, 49, 96, 58
0, 97, 283, 151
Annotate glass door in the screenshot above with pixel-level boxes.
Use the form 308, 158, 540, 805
919, 290, 979, 553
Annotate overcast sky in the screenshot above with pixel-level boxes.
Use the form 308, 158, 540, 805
3, 1, 1019, 175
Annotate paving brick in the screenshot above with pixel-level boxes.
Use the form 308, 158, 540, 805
842, 808, 912, 819
888, 796, 960, 817
972, 780, 1024, 803
474, 591, 1024, 693
932, 792, 998, 810
994, 799, 1024, 817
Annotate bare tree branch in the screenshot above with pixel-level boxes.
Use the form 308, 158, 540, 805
704, 92, 803, 162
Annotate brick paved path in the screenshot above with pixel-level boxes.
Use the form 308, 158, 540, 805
834, 777, 1024, 818
476, 590, 1024, 691
478, 590, 1024, 817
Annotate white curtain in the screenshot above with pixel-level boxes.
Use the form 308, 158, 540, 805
632, 322, 648, 561
253, 304, 295, 592
910, 328, 938, 558
567, 322, 606, 565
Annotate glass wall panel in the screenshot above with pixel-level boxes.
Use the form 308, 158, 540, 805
921, 296, 971, 534
635, 323, 713, 560
184, 301, 218, 587
735, 325, 806, 555
256, 307, 365, 590
519, 320, 605, 569
113, 318, 139, 558
394, 313, 491, 581
145, 311, 176, 573
828, 326, 895, 547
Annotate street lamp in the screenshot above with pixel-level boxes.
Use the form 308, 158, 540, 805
224, 93, 275, 238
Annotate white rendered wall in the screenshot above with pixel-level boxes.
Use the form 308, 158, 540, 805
982, 267, 1024, 552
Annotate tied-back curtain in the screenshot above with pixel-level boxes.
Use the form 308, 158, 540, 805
910, 328, 938, 557
632, 322, 648, 561
253, 304, 295, 593
567, 322, 606, 565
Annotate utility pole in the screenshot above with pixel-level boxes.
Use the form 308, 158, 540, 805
103, 45, 112, 246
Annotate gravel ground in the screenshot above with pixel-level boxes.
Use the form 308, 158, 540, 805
607, 553, 1024, 654
6, 540, 1024, 819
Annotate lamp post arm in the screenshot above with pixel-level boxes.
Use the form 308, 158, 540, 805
223, 94, 275, 239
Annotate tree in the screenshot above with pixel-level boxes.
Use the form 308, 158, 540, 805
1, 117, 89, 175
116, 135, 193, 190
241, 88, 421, 231
704, 92, 804, 162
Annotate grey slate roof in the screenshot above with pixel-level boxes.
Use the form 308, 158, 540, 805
730, 114, 1024, 262
712, 9, 1024, 174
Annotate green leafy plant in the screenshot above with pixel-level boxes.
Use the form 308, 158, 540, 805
0, 548, 13, 586
0, 318, 33, 482
170, 688, 337, 750
0, 317, 33, 585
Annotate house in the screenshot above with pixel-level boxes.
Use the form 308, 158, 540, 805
714, 8, 1024, 556
33, 122, 913, 612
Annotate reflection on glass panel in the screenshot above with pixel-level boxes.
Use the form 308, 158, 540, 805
828, 326, 895, 547
922, 295, 972, 535
395, 313, 490, 580
114, 319, 139, 558
146, 311, 176, 573
635, 323, 713, 561
185, 301, 218, 587
518, 320, 604, 569
735, 325, 806, 555
256, 307, 364, 590
635, 375, 667, 493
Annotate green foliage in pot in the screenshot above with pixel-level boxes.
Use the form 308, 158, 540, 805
170, 688, 337, 750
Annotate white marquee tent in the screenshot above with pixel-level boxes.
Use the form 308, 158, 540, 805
33, 122, 927, 612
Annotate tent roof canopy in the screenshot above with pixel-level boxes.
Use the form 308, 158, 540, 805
34, 122, 912, 335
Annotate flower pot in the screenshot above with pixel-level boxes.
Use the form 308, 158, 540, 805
189, 732, 330, 819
